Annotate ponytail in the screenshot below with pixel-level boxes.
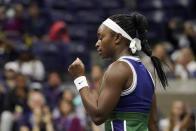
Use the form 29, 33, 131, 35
151, 56, 168, 88
109, 12, 168, 88
131, 12, 168, 88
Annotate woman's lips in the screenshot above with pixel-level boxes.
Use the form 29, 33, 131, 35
97, 49, 102, 55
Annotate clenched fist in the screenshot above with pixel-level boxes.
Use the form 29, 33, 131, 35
68, 58, 85, 79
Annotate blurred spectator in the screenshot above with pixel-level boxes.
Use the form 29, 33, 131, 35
19, 90, 54, 131
23, 2, 51, 39
0, 37, 18, 71
47, 21, 70, 43
43, 72, 64, 110
0, 61, 17, 113
53, 99, 83, 131
152, 43, 176, 79
166, 18, 196, 55
0, 73, 29, 131
0, 87, 4, 114
166, 18, 184, 49
15, 4, 24, 19
3, 4, 24, 39
52, 89, 75, 119
0, 6, 5, 33
2, 62, 17, 89
159, 100, 194, 131
62, 89, 74, 102
28, 82, 42, 91
72, 94, 88, 129
183, 22, 196, 56
5, 50, 45, 81
174, 47, 196, 79
90, 65, 105, 131
0, 61, 17, 94
61, 89, 87, 129
142, 43, 176, 80
90, 65, 104, 89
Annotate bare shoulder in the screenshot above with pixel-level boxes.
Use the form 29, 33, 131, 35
105, 60, 132, 79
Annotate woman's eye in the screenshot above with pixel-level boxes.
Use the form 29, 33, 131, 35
98, 36, 102, 40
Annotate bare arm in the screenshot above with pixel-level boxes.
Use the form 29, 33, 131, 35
68, 59, 131, 125
179, 105, 191, 131
148, 93, 158, 131
32, 125, 40, 131
20, 126, 30, 131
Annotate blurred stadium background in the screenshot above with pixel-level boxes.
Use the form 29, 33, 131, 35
0, 0, 195, 130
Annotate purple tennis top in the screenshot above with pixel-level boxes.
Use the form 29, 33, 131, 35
115, 56, 154, 114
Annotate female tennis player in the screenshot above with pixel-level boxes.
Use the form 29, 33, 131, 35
68, 12, 168, 131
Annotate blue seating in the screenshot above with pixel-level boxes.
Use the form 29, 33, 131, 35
58, 43, 72, 69
85, 24, 100, 49
73, 0, 98, 10
52, 0, 74, 10
107, 9, 130, 16
52, 10, 78, 24
162, 0, 181, 9
67, 24, 88, 41
68, 41, 90, 71
31, 41, 71, 71
9, 39, 27, 53
100, 0, 123, 9
137, 0, 162, 11
77, 10, 104, 24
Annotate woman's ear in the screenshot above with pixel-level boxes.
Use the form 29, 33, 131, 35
114, 33, 123, 45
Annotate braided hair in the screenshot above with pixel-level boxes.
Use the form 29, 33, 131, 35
109, 12, 168, 88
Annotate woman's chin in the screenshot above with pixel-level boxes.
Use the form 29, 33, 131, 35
98, 52, 108, 59
100, 54, 106, 59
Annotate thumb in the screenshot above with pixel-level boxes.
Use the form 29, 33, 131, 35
76, 57, 81, 61
76, 57, 83, 63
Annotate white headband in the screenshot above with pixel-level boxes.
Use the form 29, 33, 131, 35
103, 18, 141, 54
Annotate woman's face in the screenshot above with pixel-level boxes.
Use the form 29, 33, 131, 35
96, 24, 116, 59
171, 101, 184, 117
5, 70, 16, 79
16, 74, 27, 89
153, 44, 166, 60
62, 90, 74, 103
180, 48, 193, 65
28, 92, 45, 111
48, 72, 61, 87
59, 100, 73, 116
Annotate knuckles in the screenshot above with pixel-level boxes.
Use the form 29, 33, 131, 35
68, 59, 85, 75
71, 62, 83, 68
69, 63, 83, 71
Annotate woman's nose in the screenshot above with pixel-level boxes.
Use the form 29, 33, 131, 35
95, 40, 100, 48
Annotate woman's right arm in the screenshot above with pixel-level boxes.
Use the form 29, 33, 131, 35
68, 59, 132, 125
148, 93, 158, 131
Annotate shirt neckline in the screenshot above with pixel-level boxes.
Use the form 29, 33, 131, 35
118, 56, 141, 62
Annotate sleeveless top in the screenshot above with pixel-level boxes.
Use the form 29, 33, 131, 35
103, 56, 155, 131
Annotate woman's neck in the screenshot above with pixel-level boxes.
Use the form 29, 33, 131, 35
112, 48, 130, 61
